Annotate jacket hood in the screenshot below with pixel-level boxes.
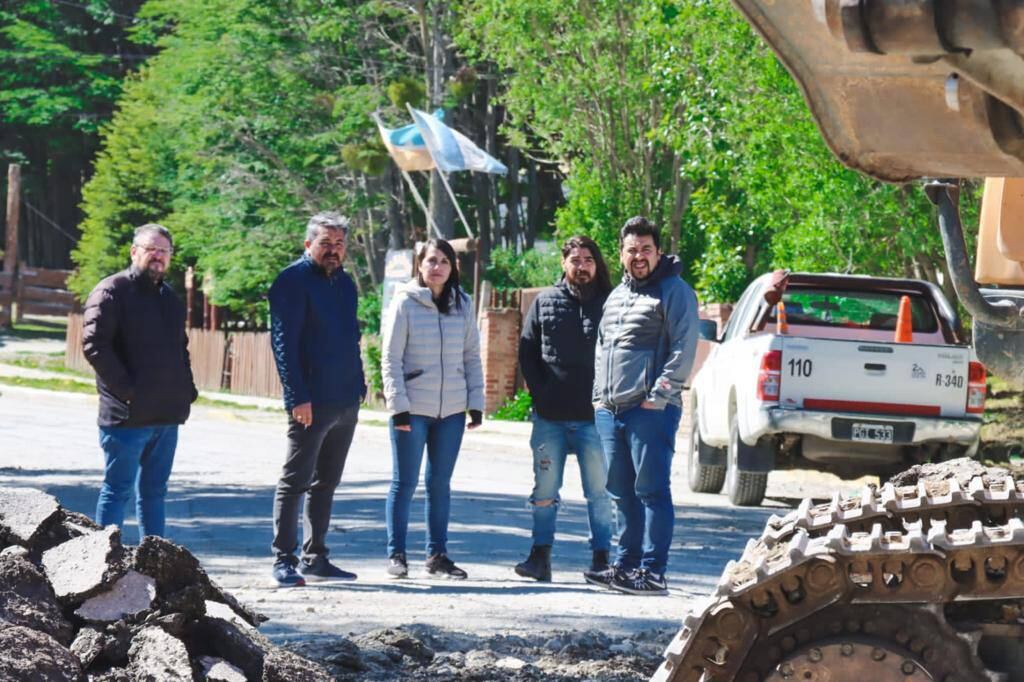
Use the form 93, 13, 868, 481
623, 254, 683, 290
396, 278, 469, 310
398, 279, 436, 307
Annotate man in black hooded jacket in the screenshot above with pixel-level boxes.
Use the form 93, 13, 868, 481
514, 236, 615, 583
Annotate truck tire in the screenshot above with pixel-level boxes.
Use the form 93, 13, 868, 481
687, 417, 726, 493
726, 416, 768, 507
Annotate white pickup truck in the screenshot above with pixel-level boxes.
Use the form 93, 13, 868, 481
688, 272, 985, 506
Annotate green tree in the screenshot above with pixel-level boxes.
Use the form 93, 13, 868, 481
71, 0, 423, 316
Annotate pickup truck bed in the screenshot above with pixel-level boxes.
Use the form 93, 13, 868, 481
689, 272, 984, 506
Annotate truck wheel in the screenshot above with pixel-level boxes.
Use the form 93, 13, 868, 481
688, 417, 725, 493
726, 416, 768, 507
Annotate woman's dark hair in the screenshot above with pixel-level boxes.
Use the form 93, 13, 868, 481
561, 235, 612, 294
415, 238, 463, 314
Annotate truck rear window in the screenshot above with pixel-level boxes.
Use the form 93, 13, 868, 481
765, 289, 939, 333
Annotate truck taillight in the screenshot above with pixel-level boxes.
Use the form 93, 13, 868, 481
757, 350, 782, 401
966, 361, 987, 414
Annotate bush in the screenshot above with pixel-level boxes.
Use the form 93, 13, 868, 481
358, 286, 383, 335
362, 335, 384, 403
485, 247, 561, 290
491, 389, 532, 421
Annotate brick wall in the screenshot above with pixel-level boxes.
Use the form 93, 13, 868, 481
479, 307, 522, 413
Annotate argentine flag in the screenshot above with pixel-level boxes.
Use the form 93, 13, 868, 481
408, 106, 508, 176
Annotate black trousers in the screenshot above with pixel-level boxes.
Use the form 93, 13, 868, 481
272, 402, 359, 563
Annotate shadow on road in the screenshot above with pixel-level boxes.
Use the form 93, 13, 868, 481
0, 466, 774, 584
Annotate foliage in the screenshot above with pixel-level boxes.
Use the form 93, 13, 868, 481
0, 1, 142, 139
386, 75, 425, 110
362, 334, 384, 402
357, 285, 383, 335
71, 0, 422, 316
491, 389, 532, 421
456, 0, 693, 272
484, 246, 561, 290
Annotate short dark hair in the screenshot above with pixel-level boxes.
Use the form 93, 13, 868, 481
619, 216, 660, 250
133, 223, 173, 248
561, 235, 612, 294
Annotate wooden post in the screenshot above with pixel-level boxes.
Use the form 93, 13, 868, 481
1, 164, 20, 328
185, 266, 194, 329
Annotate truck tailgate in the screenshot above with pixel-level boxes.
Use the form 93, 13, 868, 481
778, 337, 970, 418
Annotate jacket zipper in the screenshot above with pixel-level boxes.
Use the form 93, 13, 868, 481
437, 309, 444, 418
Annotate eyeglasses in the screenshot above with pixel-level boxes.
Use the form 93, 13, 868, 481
136, 244, 174, 256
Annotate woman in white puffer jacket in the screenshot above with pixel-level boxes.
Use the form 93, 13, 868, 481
381, 238, 484, 579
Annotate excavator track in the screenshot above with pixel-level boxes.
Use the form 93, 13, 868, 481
655, 470, 1024, 681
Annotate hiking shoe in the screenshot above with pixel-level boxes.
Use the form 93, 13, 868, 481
425, 553, 468, 579
583, 564, 628, 588
272, 560, 305, 588
299, 556, 357, 582
514, 545, 552, 582
610, 568, 669, 596
387, 552, 409, 578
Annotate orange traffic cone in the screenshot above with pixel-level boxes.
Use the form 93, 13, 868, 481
776, 301, 788, 335
894, 295, 913, 343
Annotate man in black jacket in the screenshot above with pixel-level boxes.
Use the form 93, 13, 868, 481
514, 236, 614, 583
82, 224, 198, 542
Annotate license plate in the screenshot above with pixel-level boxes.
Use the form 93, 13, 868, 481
851, 423, 895, 444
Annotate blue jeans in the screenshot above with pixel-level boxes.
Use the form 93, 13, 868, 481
594, 403, 681, 575
96, 425, 179, 541
386, 412, 466, 557
528, 414, 613, 551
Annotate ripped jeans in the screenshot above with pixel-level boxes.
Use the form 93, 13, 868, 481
527, 414, 614, 551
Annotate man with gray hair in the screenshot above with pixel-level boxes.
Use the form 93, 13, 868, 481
268, 211, 366, 587
82, 223, 198, 541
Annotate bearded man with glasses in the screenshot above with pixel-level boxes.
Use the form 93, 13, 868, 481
82, 223, 199, 541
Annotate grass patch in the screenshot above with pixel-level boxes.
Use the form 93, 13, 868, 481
980, 376, 1024, 462
0, 375, 93, 394
0, 375, 271, 412
0, 352, 91, 377
0, 317, 68, 340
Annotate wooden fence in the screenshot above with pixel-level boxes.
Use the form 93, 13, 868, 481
1, 264, 75, 324
66, 314, 283, 399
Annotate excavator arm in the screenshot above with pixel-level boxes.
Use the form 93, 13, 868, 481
735, 0, 1024, 387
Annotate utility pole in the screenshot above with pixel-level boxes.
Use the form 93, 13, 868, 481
1, 164, 20, 328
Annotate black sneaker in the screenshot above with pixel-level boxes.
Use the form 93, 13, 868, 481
583, 564, 628, 588
387, 552, 409, 578
299, 556, 357, 582
610, 568, 668, 596
272, 559, 305, 588
425, 553, 468, 580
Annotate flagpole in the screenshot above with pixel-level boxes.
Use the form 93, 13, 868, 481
435, 169, 476, 240
404, 103, 478, 240
399, 169, 442, 239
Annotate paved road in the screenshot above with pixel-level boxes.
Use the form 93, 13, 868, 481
0, 384, 867, 645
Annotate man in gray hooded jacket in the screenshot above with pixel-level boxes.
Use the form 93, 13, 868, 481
588, 216, 699, 596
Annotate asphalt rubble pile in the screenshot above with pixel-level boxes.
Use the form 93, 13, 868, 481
0, 486, 331, 681
286, 625, 671, 681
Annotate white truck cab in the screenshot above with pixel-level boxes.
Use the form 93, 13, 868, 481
689, 272, 984, 506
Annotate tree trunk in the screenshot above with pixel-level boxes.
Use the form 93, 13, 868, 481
506, 146, 520, 250
422, 0, 455, 239
386, 164, 406, 250
525, 158, 539, 250
668, 154, 692, 255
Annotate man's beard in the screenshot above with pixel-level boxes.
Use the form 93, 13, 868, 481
144, 264, 164, 284
567, 274, 598, 300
